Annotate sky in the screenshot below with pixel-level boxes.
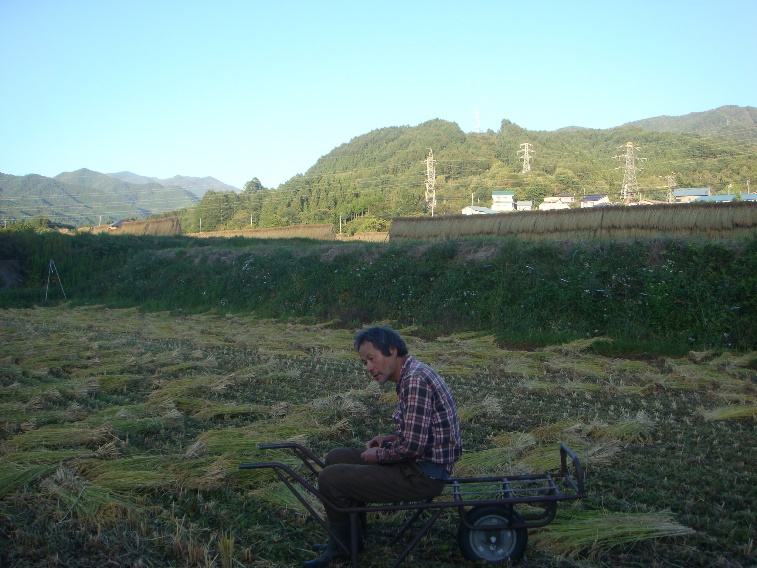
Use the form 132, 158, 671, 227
1, 0, 755, 190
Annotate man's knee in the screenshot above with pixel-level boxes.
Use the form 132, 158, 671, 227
325, 447, 362, 466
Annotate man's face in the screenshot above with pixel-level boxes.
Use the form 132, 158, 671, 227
358, 341, 399, 386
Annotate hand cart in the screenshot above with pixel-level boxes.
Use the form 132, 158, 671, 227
239, 442, 586, 566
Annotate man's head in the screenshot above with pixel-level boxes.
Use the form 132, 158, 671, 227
354, 326, 408, 357
354, 326, 408, 386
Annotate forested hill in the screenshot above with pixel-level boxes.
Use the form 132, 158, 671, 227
624, 105, 757, 141
0, 169, 199, 228
170, 106, 757, 235
106, 172, 239, 198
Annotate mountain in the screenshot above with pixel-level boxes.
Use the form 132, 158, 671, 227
624, 105, 757, 141
4, 106, 754, 233
0, 169, 200, 227
107, 172, 239, 197
166, 106, 757, 234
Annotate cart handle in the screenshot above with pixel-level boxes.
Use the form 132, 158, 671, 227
257, 441, 327, 471
560, 444, 586, 497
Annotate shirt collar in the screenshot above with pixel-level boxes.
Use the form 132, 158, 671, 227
395, 355, 414, 392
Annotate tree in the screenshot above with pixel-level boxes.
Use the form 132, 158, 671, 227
194, 190, 237, 231
243, 177, 264, 192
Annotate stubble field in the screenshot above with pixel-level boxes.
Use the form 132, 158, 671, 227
0, 306, 755, 567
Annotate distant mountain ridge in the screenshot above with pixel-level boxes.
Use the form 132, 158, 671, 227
624, 105, 757, 140
106, 172, 239, 197
0, 168, 200, 227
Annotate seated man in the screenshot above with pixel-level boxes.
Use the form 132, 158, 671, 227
304, 326, 462, 567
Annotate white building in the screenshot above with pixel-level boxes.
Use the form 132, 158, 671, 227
580, 195, 611, 208
462, 205, 497, 215
491, 190, 515, 212
516, 200, 533, 211
539, 197, 570, 211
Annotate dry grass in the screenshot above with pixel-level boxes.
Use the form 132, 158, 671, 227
531, 509, 696, 559
0, 306, 754, 567
389, 202, 757, 241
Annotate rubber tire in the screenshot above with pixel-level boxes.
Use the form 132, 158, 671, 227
458, 506, 528, 564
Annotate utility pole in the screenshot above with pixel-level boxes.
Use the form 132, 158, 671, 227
425, 148, 437, 216
615, 142, 646, 204
517, 143, 533, 174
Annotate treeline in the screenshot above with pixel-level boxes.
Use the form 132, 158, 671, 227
2, 228, 756, 353
153, 119, 757, 235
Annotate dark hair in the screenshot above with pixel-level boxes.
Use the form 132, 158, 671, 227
354, 326, 408, 357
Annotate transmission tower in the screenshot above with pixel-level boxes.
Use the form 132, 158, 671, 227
615, 142, 646, 203
473, 108, 481, 133
659, 172, 677, 203
517, 143, 533, 174
425, 148, 437, 216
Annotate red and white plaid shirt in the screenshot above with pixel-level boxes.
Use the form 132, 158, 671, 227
377, 356, 462, 474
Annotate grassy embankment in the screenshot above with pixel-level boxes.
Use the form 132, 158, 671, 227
1, 230, 756, 353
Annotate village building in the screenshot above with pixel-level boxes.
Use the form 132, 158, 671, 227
491, 190, 516, 212
516, 200, 533, 211
539, 196, 570, 211
674, 188, 710, 203
695, 194, 757, 203
462, 205, 497, 215
555, 193, 575, 204
580, 195, 611, 208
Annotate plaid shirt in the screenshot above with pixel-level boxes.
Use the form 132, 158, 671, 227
377, 356, 462, 474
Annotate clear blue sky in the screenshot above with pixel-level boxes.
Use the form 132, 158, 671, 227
1, 0, 755, 190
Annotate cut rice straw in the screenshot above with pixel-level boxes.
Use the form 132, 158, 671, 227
698, 403, 757, 422
531, 509, 695, 559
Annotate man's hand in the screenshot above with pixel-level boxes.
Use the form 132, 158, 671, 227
361, 447, 380, 464
366, 435, 394, 449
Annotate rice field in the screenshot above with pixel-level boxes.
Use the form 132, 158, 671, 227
0, 306, 754, 567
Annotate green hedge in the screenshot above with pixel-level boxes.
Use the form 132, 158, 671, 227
2, 229, 755, 352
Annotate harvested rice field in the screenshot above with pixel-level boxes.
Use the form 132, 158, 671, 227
0, 306, 754, 567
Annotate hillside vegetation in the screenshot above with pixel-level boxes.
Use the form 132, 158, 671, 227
159, 106, 757, 235
0, 170, 202, 228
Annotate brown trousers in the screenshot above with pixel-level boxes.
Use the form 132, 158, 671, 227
318, 447, 446, 522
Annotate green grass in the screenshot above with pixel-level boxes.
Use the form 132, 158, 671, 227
0, 306, 754, 567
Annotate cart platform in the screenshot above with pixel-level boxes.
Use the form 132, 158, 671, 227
240, 442, 585, 566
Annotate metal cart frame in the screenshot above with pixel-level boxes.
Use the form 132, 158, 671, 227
240, 442, 585, 567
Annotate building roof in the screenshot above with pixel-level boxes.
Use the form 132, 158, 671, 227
491, 190, 515, 196
581, 194, 608, 201
695, 195, 735, 202
674, 188, 710, 197
696, 194, 757, 203
462, 206, 497, 214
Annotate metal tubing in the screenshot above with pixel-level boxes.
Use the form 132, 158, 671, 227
240, 444, 587, 566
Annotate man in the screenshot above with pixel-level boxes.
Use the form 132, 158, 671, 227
303, 326, 462, 567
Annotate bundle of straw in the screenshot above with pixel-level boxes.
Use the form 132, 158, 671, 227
531, 509, 695, 558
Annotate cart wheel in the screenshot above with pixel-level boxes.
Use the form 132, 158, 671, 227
458, 506, 528, 564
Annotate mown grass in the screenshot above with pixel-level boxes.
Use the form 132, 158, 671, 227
0, 306, 754, 567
